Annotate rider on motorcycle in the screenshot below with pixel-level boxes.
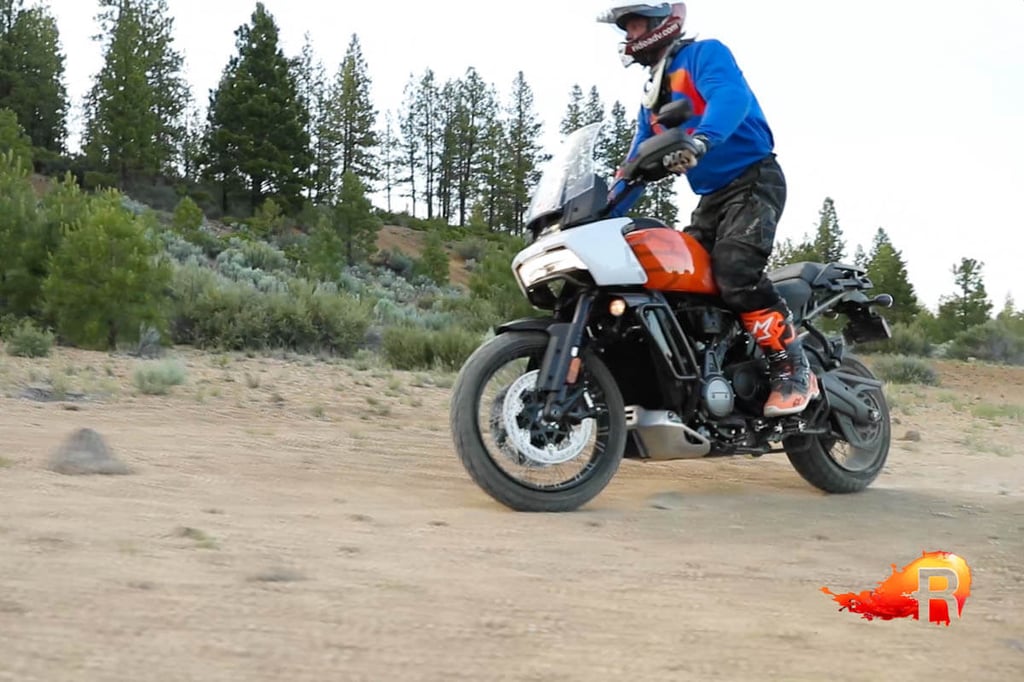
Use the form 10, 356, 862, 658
598, 2, 819, 417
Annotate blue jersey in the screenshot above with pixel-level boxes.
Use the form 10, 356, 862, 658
611, 38, 775, 213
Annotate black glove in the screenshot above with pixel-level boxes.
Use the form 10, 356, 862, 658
663, 135, 709, 174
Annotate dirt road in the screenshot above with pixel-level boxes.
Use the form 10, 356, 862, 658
1, 348, 1022, 681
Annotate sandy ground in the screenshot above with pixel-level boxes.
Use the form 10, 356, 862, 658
1, 346, 1022, 682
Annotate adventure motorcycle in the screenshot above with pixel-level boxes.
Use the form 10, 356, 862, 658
449, 101, 894, 512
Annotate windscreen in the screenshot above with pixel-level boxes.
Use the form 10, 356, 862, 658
524, 121, 605, 226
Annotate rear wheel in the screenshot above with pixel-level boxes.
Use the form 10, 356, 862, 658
784, 353, 890, 493
449, 331, 627, 512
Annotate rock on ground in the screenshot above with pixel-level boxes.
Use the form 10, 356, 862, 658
48, 428, 131, 476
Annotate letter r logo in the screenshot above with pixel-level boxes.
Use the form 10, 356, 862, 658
912, 567, 960, 623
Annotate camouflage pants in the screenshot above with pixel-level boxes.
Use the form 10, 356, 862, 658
683, 154, 787, 313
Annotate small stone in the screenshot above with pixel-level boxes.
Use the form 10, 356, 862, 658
48, 428, 131, 476
901, 430, 922, 442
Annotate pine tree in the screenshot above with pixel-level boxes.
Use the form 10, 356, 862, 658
936, 257, 993, 338
597, 99, 633, 181
177, 102, 204, 182
559, 83, 584, 136
332, 171, 380, 266
453, 67, 494, 227
633, 178, 679, 226
505, 71, 546, 234
321, 33, 378, 193
397, 74, 421, 217
436, 77, 460, 222
294, 31, 329, 201
812, 196, 845, 264
583, 85, 604, 125
475, 113, 509, 231
434, 67, 494, 227
202, 2, 311, 213
379, 110, 400, 214
0, 0, 69, 154
853, 243, 868, 269
412, 69, 441, 219
767, 235, 817, 270
865, 227, 921, 325
83, 0, 189, 185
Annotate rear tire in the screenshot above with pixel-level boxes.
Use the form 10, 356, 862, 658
784, 353, 890, 493
449, 331, 627, 512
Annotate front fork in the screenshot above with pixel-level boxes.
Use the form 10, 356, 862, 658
536, 291, 595, 421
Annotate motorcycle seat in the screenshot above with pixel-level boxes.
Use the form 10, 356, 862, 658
774, 278, 813, 317
767, 261, 827, 284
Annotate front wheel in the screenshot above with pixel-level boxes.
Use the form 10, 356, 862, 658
783, 353, 891, 493
449, 330, 627, 512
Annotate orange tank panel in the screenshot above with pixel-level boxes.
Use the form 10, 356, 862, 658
625, 228, 719, 295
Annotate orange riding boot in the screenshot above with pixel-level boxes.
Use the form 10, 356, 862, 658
738, 302, 821, 417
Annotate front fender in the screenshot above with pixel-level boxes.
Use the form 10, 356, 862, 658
494, 317, 560, 335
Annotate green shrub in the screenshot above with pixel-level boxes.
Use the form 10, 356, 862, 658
871, 355, 940, 386
946, 319, 1024, 365
381, 326, 481, 371
468, 245, 535, 322
3, 318, 55, 358
437, 295, 500, 333
0, 108, 33, 168
0, 148, 46, 319
415, 231, 449, 285
133, 358, 187, 395
172, 195, 204, 234
857, 321, 933, 357
42, 189, 173, 351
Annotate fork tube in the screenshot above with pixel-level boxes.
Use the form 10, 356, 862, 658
538, 291, 595, 420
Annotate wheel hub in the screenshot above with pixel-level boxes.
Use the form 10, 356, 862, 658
497, 370, 595, 466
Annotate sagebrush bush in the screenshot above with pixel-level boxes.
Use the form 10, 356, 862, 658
378, 248, 415, 278
454, 237, 487, 262
133, 358, 187, 395
381, 326, 481, 371
3, 318, 55, 357
168, 263, 370, 356
872, 355, 940, 385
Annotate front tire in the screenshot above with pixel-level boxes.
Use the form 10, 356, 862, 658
784, 353, 891, 493
449, 330, 627, 512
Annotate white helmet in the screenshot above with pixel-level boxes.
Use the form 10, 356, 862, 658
597, 2, 687, 68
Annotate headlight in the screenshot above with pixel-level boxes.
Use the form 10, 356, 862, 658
516, 248, 587, 288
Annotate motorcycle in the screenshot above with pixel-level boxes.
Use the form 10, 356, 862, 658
449, 100, 895, 512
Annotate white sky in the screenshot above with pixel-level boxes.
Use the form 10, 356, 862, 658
45, 0, 1024, 311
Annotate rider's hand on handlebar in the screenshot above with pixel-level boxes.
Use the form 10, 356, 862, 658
663, 135, 709, 174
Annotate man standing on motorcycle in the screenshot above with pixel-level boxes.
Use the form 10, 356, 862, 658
599, 2, 819, 417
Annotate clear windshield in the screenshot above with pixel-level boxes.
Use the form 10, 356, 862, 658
525, 121, 605, 226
